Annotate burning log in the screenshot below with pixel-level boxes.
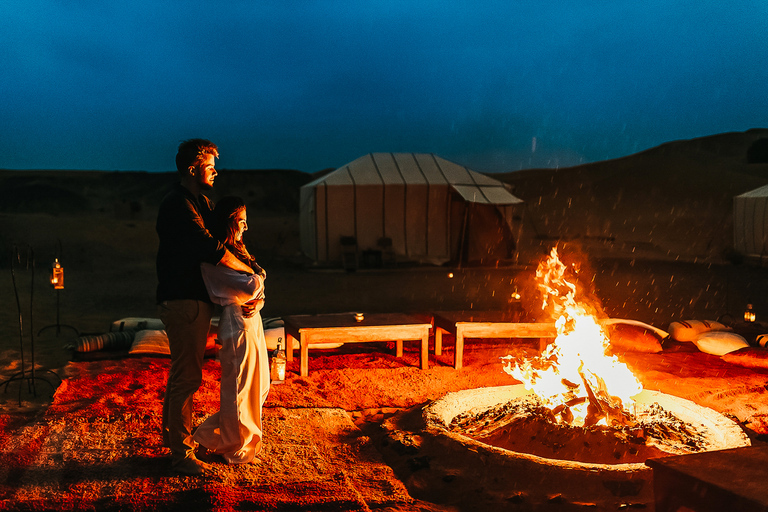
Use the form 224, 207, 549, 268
579, 370, 636, 427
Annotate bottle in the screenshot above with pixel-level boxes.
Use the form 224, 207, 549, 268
271, 337, 286, 384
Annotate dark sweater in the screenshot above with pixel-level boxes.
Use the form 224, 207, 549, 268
155, 183, 226, 303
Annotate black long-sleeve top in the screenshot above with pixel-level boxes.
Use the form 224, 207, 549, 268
155, 183, 226, 303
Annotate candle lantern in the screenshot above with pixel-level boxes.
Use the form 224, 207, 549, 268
744, 304, 756, 323
50, 259, 64, 290
270, 338, 286, 383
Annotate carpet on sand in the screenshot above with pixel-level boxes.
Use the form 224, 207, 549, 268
3, 339, 768, 510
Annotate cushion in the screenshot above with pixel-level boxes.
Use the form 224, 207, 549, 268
129, 330, 170, 356
722, 347, 768, 369
129, 329, 217, 357
601, 319, 665, 353
691, 331, 749, 356
75, 330, 136, 353
110, 317, 165, 332
668, 320, 729, 342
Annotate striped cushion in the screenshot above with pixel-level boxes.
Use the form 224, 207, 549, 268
76, 330, 137, 352
668, 320, 728, 342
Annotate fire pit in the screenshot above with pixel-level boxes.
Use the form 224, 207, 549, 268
381, 248, 750, 509
420, 384, 749, 506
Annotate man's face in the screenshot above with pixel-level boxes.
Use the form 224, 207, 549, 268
191, 153, 217, 190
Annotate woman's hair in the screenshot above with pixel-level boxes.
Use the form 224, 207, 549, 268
212, 196, 256, 268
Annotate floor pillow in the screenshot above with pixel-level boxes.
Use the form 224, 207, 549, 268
691, 330, 749, 356
75, 330, 136, 353
722, 346, 768, 369
129, 329, 218, 357
600, 319, 666, 353
110, 317, 165, 332
668, 320, 729, 342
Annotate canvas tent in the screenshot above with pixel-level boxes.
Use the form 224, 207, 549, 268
300, 153, 524, 266
734, 184, 768, 259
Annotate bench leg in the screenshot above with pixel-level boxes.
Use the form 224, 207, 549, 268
421, 332, 429, 370
396, 340, 403, 358
435, 328, 443, 356
300, 336, 309, 377
286, 334, 296, 362
454, 330, 464, 370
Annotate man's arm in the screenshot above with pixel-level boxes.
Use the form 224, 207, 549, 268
218, 249, 254, 273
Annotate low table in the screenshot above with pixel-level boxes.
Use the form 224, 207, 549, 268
282, 313, 432, 377
647, 444, 768, 512
431, 310, 557, 370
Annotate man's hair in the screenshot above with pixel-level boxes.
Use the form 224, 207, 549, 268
175, 139, 219, 174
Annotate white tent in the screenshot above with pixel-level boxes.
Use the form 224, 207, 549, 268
300, 153, 524, 266
734, 184, 768, 258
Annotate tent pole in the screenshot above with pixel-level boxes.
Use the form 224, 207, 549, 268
457, 203, 470, 269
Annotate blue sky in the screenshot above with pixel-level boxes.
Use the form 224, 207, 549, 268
2, 1, 767, 173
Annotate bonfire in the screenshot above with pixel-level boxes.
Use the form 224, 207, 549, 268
501, 247, 643, 427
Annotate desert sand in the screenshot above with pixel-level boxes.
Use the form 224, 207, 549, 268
2, 129, 768, 510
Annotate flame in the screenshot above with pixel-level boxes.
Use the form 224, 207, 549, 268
502, 247, 643, 426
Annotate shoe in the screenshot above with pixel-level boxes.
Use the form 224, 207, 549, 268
172, 456, 212, 476
196, 446, 226, 464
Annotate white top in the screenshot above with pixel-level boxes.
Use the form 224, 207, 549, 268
200, 263, 265, 307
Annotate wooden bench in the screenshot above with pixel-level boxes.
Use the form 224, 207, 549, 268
647, 443, 768, 512
431, 310, 557, 369
282, 313, 432, 377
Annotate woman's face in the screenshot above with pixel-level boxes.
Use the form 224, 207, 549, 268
234, 208, 248, 241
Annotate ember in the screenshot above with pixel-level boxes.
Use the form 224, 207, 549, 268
448, 394, 710, 464
502, 247, 642, 426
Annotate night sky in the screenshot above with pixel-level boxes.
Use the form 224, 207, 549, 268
2, 1, 767, 173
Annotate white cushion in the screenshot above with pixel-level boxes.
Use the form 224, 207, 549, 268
129, 329, 170, 355
110, 317, 165, 332
668, 320, 728, 342
691, 331, 749, 356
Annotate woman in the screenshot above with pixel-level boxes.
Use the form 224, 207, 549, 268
193, 196, 269, 464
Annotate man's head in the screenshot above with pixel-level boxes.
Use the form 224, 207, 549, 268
176, 139, 219, 191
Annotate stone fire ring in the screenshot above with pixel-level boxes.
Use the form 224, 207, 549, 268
418, 385, 750, 506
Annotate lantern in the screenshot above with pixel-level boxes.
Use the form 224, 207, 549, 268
744, 304, 756, 323
51, 259, 64, 290
270, 338, 286, 383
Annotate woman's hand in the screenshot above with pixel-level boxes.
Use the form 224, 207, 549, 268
241, 300, 258, 318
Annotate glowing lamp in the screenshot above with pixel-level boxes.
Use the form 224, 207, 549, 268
744, 304, 756, 323
271, 338, 286, 383
50, 259, 64, 290
447, 272, 454, 279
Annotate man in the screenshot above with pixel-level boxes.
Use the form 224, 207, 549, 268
156, 139, 253, 476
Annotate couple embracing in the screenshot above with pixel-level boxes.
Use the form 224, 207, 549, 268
156, 139, 270, 475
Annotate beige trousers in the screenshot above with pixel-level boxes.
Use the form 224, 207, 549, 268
159, 299, 214, 462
